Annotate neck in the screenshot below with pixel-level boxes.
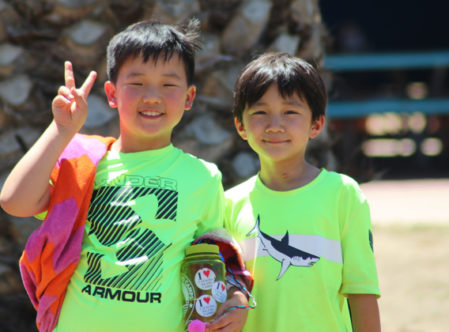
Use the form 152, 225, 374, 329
259, 159, 321, 191
112, 136, 171, 153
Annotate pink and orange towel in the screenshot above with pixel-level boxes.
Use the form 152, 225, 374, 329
19, 134, 115, 332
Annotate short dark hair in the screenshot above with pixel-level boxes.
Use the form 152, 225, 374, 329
106, 19, 201, 85
233, 52, 327, 122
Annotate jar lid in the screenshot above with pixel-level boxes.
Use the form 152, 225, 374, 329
185, 243, 219, 256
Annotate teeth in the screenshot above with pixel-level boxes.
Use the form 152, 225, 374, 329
141, 111, 161, 116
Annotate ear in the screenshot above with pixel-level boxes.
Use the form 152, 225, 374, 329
309, 115, 325, 139
104, 81, 118, 108
234, 117, 248, 140
184, 85, 196, 110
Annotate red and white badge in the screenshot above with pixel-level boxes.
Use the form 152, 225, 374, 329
212, 281, 227, 303
194, 267, 216, 290
195, 294, 217, 317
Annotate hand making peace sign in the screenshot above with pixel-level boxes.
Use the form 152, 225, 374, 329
52, 61, 97, 134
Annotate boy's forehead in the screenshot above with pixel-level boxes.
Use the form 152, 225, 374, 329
253, 84, 306, 105
118, 53, 187, 78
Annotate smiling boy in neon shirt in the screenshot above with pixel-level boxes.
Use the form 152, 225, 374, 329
224, 52, 381, 331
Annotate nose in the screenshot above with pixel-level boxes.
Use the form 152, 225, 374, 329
142, 86, 162, 104
265, 114, 285, 133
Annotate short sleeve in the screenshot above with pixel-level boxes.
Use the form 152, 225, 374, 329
194, 173, 225, 238
340, 184, 381, 297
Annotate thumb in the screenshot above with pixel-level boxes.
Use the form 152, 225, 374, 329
70, 88, 87, 114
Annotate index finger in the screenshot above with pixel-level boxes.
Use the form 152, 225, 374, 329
79, 71, 97, 99
64, 61, 76, 90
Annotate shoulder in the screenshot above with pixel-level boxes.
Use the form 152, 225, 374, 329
321, 170, 367, 210
175, 148, 222, 181
70, 133, 115, 147
321, 169, 362, 192
225, 176, 257, 201
60, 134, 115, 162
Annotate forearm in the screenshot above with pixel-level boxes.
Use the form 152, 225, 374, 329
348, 294, 381, 332
0, 121, 75, 216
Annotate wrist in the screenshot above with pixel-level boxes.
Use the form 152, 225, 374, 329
228, 288, 249, 305
51, 120, 79, 141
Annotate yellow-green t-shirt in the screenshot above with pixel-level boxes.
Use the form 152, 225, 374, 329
224, 169, 380, 332
54, 144, 224, 332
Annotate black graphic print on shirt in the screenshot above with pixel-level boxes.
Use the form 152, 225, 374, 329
84, 185, 177, 292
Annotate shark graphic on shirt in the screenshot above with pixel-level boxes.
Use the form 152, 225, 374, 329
247, 215, 320, 280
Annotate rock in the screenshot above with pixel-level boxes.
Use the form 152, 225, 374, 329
0, 129, 20, 157
50, 0, 106, 21
291, 0, 325, 60
84, 93, 116, 128
221, 0, 271, 56
0, 1, 21, 42
0, 74, 32, 107
195, 32, 236, 74
290, 0, 316, 27
195, 94, 233, 113
200, 63, 242, 99
7, 215, 40, 248
198, 0, 241, 31
148, 0, 201, 25
0, 106, 8, 130
268, 33, 301, 55
232, 151, 259, 178
0, 264, 23, 294
0, 43, 24, 77
0, 127, 40, 171
61, 20, 111, 66
196, 53, 235, 75
14, 126, 42, 150
184, 113, 232, 145
297, 22, 325, 60
175, 136, 234, 163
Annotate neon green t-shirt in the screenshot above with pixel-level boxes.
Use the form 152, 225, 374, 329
54, 144, 224, 332
224, 169, 380, 332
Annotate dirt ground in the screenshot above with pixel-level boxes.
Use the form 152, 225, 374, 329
361, 179, 449, 332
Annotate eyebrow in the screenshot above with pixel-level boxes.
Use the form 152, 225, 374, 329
125, 71, 183, 80
283, 99, 304, 107
252, 99, 304, 107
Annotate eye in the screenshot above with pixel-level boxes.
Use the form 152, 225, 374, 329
163, 82, 179, 87
128, 82, 143, 86
285, 110, 300, 116
251, 110, 266, 115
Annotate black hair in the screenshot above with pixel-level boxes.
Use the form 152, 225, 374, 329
233, 52, 327, 122
106, 19, 201, 85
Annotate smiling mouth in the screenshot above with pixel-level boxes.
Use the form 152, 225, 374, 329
263, 139, 289, 144
139, 110, 163, 117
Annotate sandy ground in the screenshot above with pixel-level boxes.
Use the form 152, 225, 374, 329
360, 179, 449, 332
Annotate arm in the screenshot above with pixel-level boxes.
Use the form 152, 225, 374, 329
0, 62, 96, 217
348, 294, 381, 332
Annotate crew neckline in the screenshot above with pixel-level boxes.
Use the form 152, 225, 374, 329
255, 168, 327, 195
106, 143, 175, 159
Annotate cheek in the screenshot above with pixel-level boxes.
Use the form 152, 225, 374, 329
246, 119, 265, 134
244, 126, 260, 145
164, 90, 186, 106
119, 88, 140, 104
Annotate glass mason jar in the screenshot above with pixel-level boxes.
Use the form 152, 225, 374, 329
181, 243, 227, 329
